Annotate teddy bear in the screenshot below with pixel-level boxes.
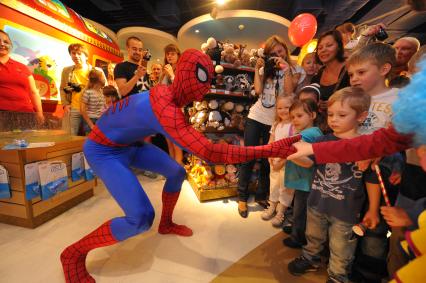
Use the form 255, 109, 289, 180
221, 43, 237, 64
214, 165, 227, 188
225, 164, 238, 186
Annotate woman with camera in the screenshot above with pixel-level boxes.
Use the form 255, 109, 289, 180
237, 35, 295, 218
60, 43, 92, 136
0, 30, 44, 125
311, 30, 350, 113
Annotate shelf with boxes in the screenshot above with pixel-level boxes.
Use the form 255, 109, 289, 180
186, 53, 257, 201
0, 136, 97, 228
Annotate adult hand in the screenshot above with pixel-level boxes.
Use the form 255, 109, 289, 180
255, 57, 264, 70
361, 23, 386, 37
287, 141, 314, 160
163, 64, 174, 78
380, 206, 414, 227
36, 112, 45, 125
273, 57, 289, 71
135, 64, 147, 79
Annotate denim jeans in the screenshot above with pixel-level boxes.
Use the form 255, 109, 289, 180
238, 118, 271, 202
290, 190, 309, 245
303, 207, 358, 283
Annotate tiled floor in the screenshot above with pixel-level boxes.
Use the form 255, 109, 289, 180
0, 176, 288, 283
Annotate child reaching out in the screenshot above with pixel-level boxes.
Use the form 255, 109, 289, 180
283, 99, 323, 249
262, 95, 295, 227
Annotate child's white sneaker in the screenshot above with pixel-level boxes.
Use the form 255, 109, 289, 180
271, 203, 285, 227
261, 201, 277, 220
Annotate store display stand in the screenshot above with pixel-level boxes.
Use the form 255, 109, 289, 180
187, 62, 255, 202
0, 137, 95, 228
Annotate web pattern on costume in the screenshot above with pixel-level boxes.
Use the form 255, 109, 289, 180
149, 49, 300, 164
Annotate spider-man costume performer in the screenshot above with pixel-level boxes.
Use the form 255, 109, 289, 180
60, 49, 300, 282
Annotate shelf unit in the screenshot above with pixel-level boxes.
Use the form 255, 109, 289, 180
187, 62, 255, 201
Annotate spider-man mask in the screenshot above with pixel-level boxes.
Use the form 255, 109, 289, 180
170, 49, 214, 107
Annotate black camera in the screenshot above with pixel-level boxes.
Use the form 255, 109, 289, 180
375, 27, 388, 41
63, 82, 82, 95
264, 53, 280, 78
143, 49, 152, 61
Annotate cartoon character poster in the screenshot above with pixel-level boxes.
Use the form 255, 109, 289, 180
4, 24, 73, 100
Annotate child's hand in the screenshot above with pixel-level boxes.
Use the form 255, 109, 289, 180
389, 171, 402, 185
356, 159, 372, 171
380, 206, 413, 228
287, 141, 313, 160
362, 209, 380, 229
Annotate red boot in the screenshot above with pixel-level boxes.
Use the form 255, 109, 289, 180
60, 220, 118, 283
158, 191, 193, 236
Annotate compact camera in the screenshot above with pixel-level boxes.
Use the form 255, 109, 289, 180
143, 49, 152, 61
375, 27, 388, 41
63, 82, 82, 95
264, 52, 281, 78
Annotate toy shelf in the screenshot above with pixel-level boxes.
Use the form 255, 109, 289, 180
219, 62, 255, 72
187, 174, 238, 202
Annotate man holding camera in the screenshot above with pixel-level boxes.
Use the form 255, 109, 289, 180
60, 43, 92, 136
114, 36, 151, 97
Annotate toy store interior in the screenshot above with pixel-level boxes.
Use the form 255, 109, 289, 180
1, 0, 426, 282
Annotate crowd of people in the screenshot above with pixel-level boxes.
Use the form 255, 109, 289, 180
1, 20, 426, 283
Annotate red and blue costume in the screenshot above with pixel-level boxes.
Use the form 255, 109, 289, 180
60, 49, 300, 282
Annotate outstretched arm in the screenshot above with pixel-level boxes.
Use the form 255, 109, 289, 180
157, 105, 300, 164
311, 126, 411, 164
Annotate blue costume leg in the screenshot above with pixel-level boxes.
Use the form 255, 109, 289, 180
84, 140, 155, 241
129, 143, 186, 193
128, 142, 192, 236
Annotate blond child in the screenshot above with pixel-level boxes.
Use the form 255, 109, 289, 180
261, 95, 295, 227
288, 87, 381, 283
80, 69, 106, 135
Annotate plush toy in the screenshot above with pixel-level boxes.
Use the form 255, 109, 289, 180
214, 165, 227, 187
225, 164, 238, 186
234, 73, 251, 93
208, 110, 222, 129
240, 49, 252, 67
194, 100, 208, 111
224, 75, 235, 91
191, 110, 208, 131
234, 103, 245, 113
208, 99, 219, 110
221, 101, 234, 112
215, 74, 225, 88
222, 43, 237, 64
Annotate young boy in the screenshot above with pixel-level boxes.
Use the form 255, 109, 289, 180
287, 87, 381, 283
347, 42, 403, 281
348, 42, 398, 134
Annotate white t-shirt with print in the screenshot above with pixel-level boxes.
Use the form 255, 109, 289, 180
359, 88, 398, 134
248, 70, 284, 126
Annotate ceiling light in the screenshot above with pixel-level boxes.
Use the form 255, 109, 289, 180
216, 0, 227, 6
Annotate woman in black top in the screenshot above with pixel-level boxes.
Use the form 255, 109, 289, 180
311, 30, 350, 111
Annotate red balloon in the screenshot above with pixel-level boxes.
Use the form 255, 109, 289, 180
288, 13, 317, 47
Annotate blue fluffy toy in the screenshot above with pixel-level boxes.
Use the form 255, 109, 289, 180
393, 59, 426, 146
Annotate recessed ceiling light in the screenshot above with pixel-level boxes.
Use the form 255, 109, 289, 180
195, 29, 200, 33
216, 0, 226, 6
